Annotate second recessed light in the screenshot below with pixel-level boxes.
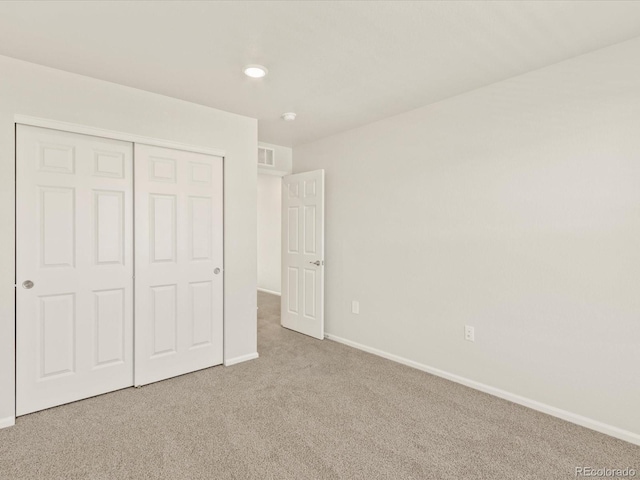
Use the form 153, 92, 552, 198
243, 64, 268, 78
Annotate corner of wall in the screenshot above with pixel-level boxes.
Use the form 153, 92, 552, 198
0, 416, 15, 429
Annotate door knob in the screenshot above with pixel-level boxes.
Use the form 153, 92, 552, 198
214, 268, 221, 275
309, 261, 321, 266
22, 280, 34, 289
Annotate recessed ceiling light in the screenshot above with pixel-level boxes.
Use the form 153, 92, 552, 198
281, 112, 297, 122
243, 64, 268, 78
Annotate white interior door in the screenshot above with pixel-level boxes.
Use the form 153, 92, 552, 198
281, 170, 325, 339
16, 125, 134, 416
134, 144, 224, 386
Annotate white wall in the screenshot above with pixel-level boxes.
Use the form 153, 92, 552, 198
257, 175, 282, 294
294, 37, 640, 442
0, 55, 258, 427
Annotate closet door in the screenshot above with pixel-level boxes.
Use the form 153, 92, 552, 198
134, 144, 223, 386
16, 125, 134, 415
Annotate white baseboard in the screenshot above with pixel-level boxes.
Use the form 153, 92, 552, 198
257, 288, 281, 296
224, 352, 259, 367
325, 333, 640, 446
0, 416, 15, 429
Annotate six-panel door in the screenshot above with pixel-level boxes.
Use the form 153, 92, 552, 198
16, 125, 134, 415
16, 126, 225, 416
134, 144, 224, 386
281, 170, 325, 340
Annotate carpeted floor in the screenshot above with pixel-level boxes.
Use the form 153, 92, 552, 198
0, 291, 637, 479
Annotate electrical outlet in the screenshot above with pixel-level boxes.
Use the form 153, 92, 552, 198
351, 300, 360, 314
464, 325, 475, 342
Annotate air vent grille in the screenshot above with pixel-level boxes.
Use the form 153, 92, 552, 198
258, 147, 275, 167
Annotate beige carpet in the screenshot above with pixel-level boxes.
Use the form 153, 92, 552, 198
0, 291, 637, 479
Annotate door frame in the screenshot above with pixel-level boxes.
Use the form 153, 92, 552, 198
14, 115, 226, 158
13, 114, 227, 417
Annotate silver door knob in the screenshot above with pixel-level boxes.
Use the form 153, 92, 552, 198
22, 280, 34, 289
309, 261, 321, 266
214, 268, 221, 275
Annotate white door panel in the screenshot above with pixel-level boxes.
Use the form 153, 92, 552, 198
16, 125, 134, 416
134, 144, 223, 386
281, 170, 325, 339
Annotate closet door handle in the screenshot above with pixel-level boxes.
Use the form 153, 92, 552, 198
22, 280, 34, 289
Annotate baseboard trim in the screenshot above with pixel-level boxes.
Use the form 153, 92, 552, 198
0, 416, 15, 429
224, 352, 259, 367
325, 333, 640, 446
257, 288, 281, 296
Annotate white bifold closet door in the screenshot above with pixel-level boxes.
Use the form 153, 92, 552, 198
134, 144, 224, 386
16, 125, 134, 416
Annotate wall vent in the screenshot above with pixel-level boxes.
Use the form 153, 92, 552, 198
258, 147, 275, 167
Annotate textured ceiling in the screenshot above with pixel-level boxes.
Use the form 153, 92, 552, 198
1, 1, 640, 146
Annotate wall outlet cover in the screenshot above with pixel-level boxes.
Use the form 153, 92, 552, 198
464, 325, 475, 342
352, 301, 360, 314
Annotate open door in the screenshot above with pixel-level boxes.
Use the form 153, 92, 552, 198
281, 170, 325, 339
